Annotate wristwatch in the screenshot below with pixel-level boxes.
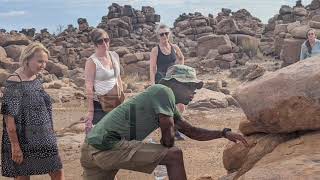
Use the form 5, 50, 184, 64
222, 128, 232, 138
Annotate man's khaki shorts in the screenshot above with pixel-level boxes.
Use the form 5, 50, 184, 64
80, 139, 169, 180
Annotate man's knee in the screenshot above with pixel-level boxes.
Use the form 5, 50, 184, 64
166, 147, 184, 163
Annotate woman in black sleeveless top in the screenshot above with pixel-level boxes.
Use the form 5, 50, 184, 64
150, 24, 185, 140
150, 24, 184, 84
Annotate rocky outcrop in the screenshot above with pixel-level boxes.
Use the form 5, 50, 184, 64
19, 28, 36, 37
198, 33, 259, 69
173, 8, 262, 59
4, 45, 26, 62
197, 34, 231, 57
97, 3, 160, 39
237, 132, 320, 180
0, 31, 30, 47
234, 57, 320, 134
280, 38, 305, 66
188, 88, 229, 110
221, 56, 320, 179
173, 12, 215, 41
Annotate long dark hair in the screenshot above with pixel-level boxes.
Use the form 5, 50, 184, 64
305, 29, 315, 54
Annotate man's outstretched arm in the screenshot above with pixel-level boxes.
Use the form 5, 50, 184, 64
175, 118, 248, 146
159, 114, 175, 147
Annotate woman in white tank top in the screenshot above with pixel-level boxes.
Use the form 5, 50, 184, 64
84, 28, 122, 129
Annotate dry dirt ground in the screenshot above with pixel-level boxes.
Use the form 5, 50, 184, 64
0, 64, 266, 180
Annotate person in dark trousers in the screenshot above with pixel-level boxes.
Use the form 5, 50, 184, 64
80, 64, 248, 180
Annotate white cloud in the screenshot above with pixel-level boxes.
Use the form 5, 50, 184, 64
0, 10, 26, 17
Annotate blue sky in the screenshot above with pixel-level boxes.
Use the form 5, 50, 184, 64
0, 0, 313, 34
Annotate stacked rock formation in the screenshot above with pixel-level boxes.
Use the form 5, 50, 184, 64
97, 3, 160, 39
0, 31, 29, 82
221, 56, 320, 180
173, 8, 262, 67
198, 33, 259, 69
173, 12, 216, 41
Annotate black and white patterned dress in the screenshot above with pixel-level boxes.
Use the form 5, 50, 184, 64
1, 76, 62, 177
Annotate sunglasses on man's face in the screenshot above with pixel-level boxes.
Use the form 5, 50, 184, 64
308, 32, 315, 36
96, 38, 110, 45
159, 32, 169, 37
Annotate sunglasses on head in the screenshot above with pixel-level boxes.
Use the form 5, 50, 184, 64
159, 32, 169, 37
96, 38, 110, 45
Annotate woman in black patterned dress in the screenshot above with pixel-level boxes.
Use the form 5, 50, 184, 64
1, 43, 64, 179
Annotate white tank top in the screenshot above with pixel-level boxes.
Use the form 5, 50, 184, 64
90, 52, 120, 100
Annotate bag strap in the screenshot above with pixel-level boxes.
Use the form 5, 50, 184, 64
108, 51, 122, 95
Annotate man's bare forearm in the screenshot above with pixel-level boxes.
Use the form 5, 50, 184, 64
176, 119, 223, 141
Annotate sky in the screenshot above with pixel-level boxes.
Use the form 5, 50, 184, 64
0, 0, 313, 34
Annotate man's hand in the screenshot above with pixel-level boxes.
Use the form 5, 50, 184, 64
85, 112, 94, 134
225, 131, 249, 147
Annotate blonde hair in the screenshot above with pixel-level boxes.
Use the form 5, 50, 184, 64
20, 42, 49, 68
90, 28, 109, 46
156, 24, 171, 35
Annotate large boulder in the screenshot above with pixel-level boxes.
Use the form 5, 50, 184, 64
188, 88, 228, 110
216, 19, 239, 35
202, 59, 236, 69
223, 134, 292, 177
229, 34, 259, 58
309, 0, 320, 10
233, 56, 320, 133
46, 60, 68, 78
0, 58, 20, 73
114, 47, 130, 57
0, 69, 10, 86
280, 38, 305, 67
274, 24, 288, 35
287, 21, 300, 33
311, 15, 320, 22
238, 132, 320, 180
279, 5, 293, 15
197, 34, 231, 57
290, 25, 320, 39
4, 45, 26, 62
274, 36, 285, 57
292, 7, 307, 16
309, 20, 320, 29
0, 46, 7, 60
0, 32, 30, 47
122, 53, 145, 64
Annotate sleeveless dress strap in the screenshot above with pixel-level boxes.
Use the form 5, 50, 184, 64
7, 72, 22, 82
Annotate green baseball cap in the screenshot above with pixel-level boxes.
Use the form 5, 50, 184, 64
159, 64, 203, 89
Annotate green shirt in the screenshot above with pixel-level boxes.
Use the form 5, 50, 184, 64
86, 84, 181, 150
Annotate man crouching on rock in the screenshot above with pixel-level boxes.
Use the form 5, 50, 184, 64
80, 64, 248, 180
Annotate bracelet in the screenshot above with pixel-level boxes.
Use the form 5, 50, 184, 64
222, 128, 232, 137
